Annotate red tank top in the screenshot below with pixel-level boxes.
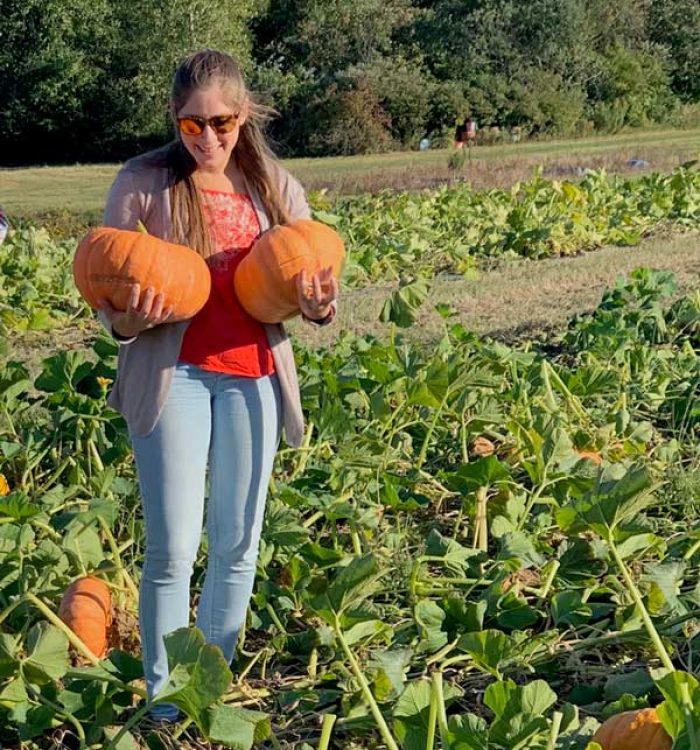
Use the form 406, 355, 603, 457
179, 190, 275, 377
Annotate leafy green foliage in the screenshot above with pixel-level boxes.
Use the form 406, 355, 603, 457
1, 208, 700, 746
3, 0, 700, 161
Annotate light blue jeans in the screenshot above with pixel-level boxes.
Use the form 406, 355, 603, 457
131, 363, 281, 719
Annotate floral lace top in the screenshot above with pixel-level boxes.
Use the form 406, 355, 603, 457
179, 190, 275, 377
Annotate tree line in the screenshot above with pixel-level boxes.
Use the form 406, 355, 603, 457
2, 0, 700, 165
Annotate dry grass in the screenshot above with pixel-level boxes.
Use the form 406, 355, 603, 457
5, 230, 699, 373
301, 142, 700, 194
287, 230, 700, 349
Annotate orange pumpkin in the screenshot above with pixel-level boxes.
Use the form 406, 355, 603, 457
73, 227, 211, 322
58, 576, 113, 658
234, 219, 345, 324
592, 708, 672, 750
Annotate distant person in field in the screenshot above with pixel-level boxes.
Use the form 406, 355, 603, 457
454, 116, 477, 149
97, 49, 338, 723
0, 207, 8, 245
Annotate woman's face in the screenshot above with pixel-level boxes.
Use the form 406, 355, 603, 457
175, 83, 246, 174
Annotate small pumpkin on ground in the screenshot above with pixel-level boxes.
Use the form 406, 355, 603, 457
58, 576, 113, 659
576, 449, 603, 465
591, 707, 672, 750
234, 219, 345, 324
73, 227, 211, 322
0, 473, 9, 496
470, 436, 496, 457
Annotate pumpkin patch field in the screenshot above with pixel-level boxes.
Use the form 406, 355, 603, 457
1, 167, 700, 749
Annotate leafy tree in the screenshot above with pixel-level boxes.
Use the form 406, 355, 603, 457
589, 43, 676, 129
0, 0, 265, 163
94, 0, 266, 158
649, 0, 700, 101
348, 57, 435, 147
0, 0, 116, 163
510, 67, 588, 134
252, 0, 415, 77
305, 79, 394, 156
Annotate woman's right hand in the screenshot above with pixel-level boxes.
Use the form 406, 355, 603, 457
99, 284, 173, 339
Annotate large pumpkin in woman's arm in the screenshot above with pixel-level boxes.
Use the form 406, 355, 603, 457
73, 227, 211, 322
234, 219, 345, 324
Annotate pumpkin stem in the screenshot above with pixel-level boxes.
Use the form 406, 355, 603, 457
608, 539, 699, 745
607, 541, 674, 672
334, 612, 401, 750
432, 672, 451, 750
318, 714, 337, 750
104, 699, 155, 750
135, 219, 149, 234
546, 710, 563, 750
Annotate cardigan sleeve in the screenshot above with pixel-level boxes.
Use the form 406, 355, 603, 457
284, 175, 312, 222
104, 168, 142, 230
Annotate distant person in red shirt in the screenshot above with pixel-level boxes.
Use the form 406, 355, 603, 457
454, 117, 477, 149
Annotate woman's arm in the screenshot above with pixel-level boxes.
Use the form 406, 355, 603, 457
104, 168, 142, 230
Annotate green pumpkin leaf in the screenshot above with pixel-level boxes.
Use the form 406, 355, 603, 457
21, 622, 70, 684
154, 628, 232, 720
198, 704, 271, 748
655, 669, 700, 740
446, 714, 489, 750
456, 630, 514, 679
394, 679, 462, 750
0, 678, 29, 723
102, 726, 139, 750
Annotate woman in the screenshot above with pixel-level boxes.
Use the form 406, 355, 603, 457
99, 49, 338, 721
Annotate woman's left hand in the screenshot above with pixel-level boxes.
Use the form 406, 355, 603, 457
296, 266, 338, 321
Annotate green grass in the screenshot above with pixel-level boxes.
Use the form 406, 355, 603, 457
2, 126, 700, 220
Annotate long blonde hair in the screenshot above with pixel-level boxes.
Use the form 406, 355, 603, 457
160, 50, 290, 258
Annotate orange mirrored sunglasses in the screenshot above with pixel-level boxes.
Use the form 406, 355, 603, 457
176, 114, 239, 136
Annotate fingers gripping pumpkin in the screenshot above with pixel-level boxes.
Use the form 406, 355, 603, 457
59, 576, 113, 659
591, 708, 672, 750
234, 219, 345, 324
73, 227, 211, 322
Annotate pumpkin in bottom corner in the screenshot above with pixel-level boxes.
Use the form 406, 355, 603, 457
591, 708, 672, 750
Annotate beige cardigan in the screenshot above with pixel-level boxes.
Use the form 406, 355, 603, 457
101, 150, 313, 446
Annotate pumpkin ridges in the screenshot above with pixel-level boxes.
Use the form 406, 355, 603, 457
73, 239, 91, 307
107, 229, 141, 310
58, 576, 113, 659
263, 224, 317, 305
73, 227, 211, 322
234, 219, 345, 324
